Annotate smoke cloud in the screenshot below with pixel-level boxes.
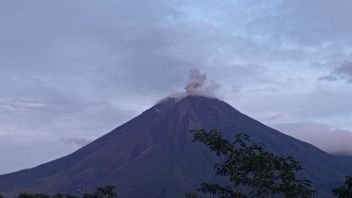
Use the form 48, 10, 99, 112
184, 69, 207, 94
165, 69, 221, 101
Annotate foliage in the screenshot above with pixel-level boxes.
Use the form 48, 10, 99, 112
16, 192, 79, 198
332, 175, 352, 198
191, 129, 316, 198
17, 192, 52, 198
14, 186, 117, 198
83, 186, 117, 198
51, 194, 78, 198
184, 192, 198, 198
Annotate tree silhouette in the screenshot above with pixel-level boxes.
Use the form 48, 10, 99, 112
332, 175, 352, 198
51, 193, 79, 198
14, 186, 116, 198
190, 129, 316, 198
184, 192, 198, 198
83, 186, 117, 198
17, 192, 51, 198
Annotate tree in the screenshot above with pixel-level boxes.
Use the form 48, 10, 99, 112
17, 192, 81, 198
17, 192, 50, 198
15, 186, 116, 198
191, 129, 316, 198
184, 192, 198, 198
51, 194, 65, 198
83, 186, 117, 198
332, 175, 352, 198
51, 193, 79, 198
0, 194, 4, 198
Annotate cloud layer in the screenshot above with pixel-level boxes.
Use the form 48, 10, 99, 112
276, 123, 352, 155
1, 0, 352, 173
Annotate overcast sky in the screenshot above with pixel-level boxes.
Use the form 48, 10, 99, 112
1, 0, 352, 174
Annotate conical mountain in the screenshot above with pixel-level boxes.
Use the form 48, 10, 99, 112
0, 96, 351, 197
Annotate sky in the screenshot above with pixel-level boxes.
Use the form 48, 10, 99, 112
1, 0, 352, 174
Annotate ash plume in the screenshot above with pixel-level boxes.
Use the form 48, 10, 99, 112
185, 69, 221, 98
165, 69, 221, 101
184, 69, 208, 95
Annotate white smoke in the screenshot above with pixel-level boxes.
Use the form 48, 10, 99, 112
185, 69, 208, 95
165, 69, 222, 101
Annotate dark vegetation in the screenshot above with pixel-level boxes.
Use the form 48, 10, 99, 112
0, 186, 117, 198
332, 176, 352, 198
188, 129, 316, 198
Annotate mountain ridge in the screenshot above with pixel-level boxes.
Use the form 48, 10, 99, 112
0, 95, 351, 197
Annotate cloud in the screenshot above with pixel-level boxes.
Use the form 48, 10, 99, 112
320, 61, 352, 83
1, 0, 352, 173
62, 138, 92, 148
0, 138, 73, 174
276, 122, 352, 155
274, 0, 352, 46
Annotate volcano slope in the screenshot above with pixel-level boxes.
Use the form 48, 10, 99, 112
0, 96, 351, 197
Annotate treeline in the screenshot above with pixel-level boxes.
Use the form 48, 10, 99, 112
0, 186, 117, 198
1, 130, 351, 198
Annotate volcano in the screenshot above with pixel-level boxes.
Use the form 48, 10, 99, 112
0, 96, 351, 197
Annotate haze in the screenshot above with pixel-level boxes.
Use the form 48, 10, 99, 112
1, 0, 352, 174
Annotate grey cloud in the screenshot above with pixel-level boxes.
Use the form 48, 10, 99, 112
1, 0, 352, 174
232, 85, 352, 136
318, 75, 338, 82
0, 0, 197, 173
276, 122, 352, 155
336, 62, 352, 75
231, 84, 242, 93
184, 0, 352, 47
0, 138, 73, 174
275, 0, 352, 46
320, 61, 352, 83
